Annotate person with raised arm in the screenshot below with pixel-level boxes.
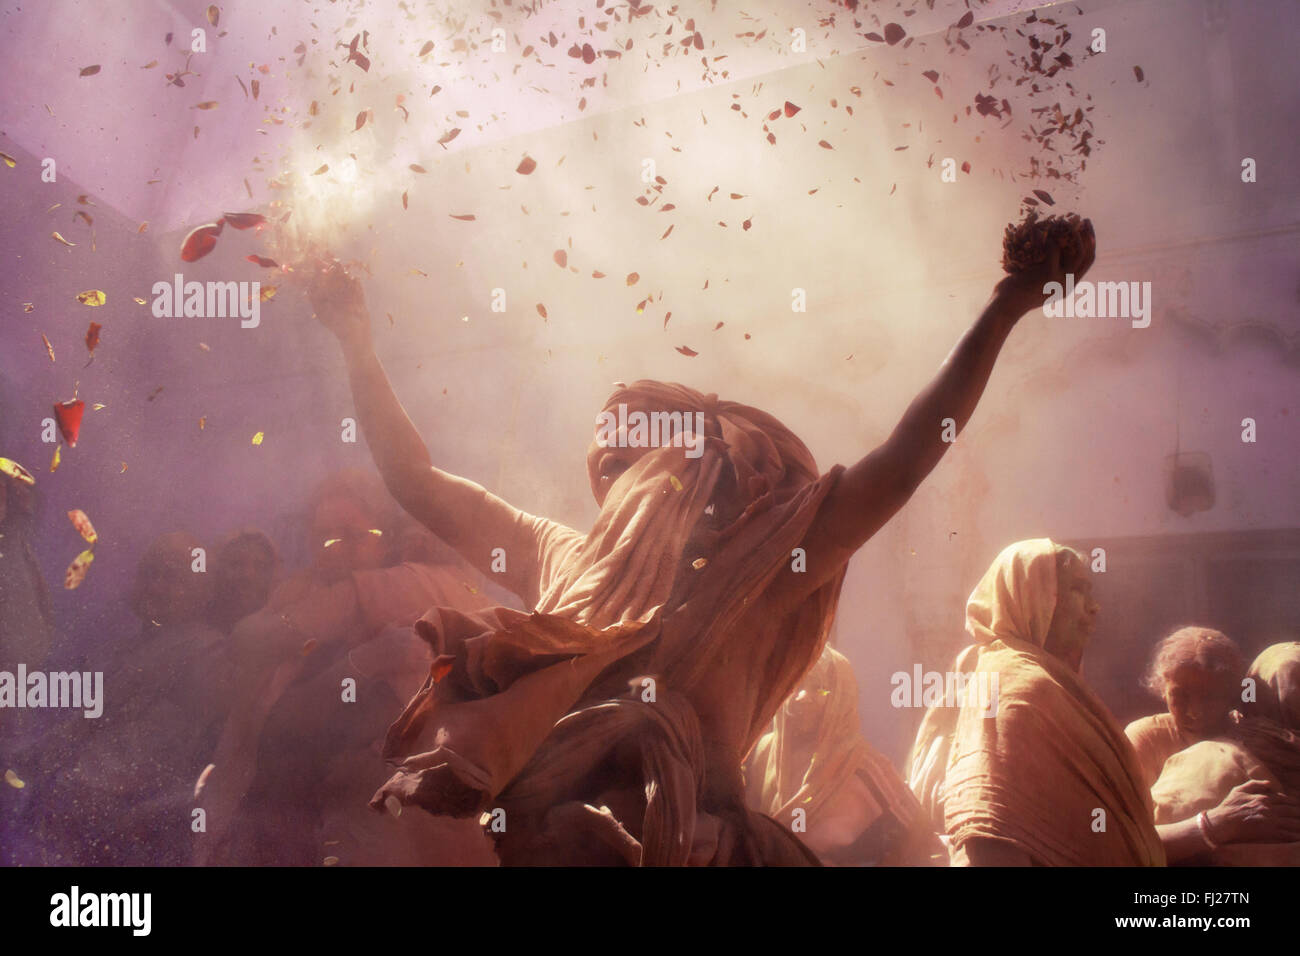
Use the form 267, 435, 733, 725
301, 219, 1096, 865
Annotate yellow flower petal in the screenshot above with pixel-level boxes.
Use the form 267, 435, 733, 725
64, 549, 95, 589
0, 457, 35, 486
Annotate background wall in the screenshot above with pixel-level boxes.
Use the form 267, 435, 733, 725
1, 0, 1296, 761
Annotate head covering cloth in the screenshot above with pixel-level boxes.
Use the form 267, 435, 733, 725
907, 539, 1164, 866
373, 380, 846, 865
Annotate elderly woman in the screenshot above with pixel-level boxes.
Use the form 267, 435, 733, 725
1250, 642, 1300, 731
1125, 628, 1245, 789
1137, 639, 1300, 864
299, 220, 1096, 866
908, 540, 1163, 866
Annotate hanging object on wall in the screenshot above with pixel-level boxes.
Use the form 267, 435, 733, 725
1164, 451, 1215, 517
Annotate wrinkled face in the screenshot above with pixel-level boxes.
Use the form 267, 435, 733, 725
586, 397, 660, 507
1165, 663, 1237, 740
214, 539, 276, 621
311, 496, 386, 580
1044, 550, 1099, 671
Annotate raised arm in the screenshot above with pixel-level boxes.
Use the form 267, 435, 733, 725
304, 258, 547, 595
789, 220, 1096, 595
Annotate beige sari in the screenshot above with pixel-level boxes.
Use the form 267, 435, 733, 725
907, 539, 1164, 866
371, 381, 848, 865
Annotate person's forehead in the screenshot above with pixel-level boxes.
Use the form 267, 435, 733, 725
1058, 551, 1087, 579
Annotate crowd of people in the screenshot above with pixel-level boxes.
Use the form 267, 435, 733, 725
2, 467, 501, 866
4, 218, 1297, 866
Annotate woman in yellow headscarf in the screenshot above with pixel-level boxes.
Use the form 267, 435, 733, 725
907, 539, 1166, 866
746, 644, 941, 864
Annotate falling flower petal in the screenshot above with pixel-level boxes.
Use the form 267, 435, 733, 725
222, 212, 266, 230
251, 431, 265, 445
884, 23, 905, 45
0, 457, 35, 486
626, 272, 639, 286
194, 764, 215, 800
553, 250, 567, 268
668, 475, 684, 491
52, 232, 76, 247
194, 101, 219, 110
409, 164, 427, 174
675, 346, 698, 357
41, 333, 55, 362
205, 4, 219, 27
449, 214, 476, 221
64, 549, 94, 590
85, 322, 102, 356
53, 399, 85, 447
49, 445, 61, 473
516, 155, 537, 175
79, 65, 101, 77
4, 769, 24, 789
67, 509, 98, 545
180, 222, 223, 261
76, 289, 106, 306
246, 254, 279, 268
0, 152, 16, 167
